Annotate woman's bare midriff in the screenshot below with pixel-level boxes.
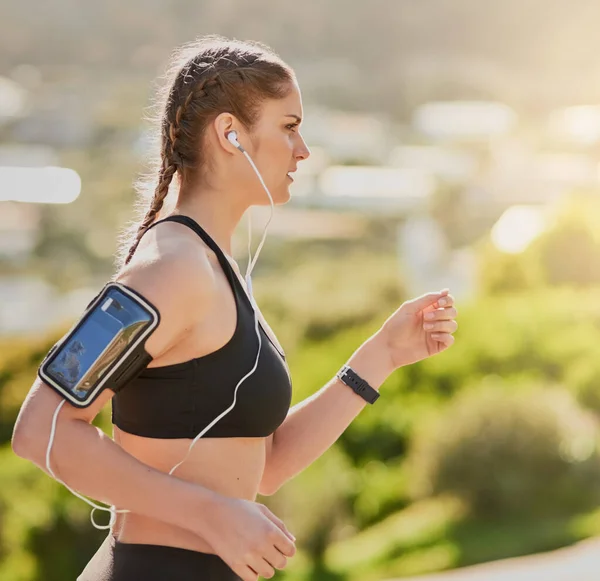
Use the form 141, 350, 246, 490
111, 427, 268, 554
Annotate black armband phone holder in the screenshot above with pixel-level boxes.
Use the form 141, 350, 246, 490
38, 282, 160, 407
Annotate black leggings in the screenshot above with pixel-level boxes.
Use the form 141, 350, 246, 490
77, 534, 241, 581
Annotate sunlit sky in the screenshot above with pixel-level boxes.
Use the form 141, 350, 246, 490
491, 205, 548, 254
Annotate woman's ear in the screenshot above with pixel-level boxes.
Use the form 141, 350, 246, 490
213, 112, 240, 153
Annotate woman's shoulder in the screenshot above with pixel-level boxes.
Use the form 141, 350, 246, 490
113, 222, 218, 359
121, 220, 214, 280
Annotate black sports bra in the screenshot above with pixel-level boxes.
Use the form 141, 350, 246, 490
111, 215, 292, 439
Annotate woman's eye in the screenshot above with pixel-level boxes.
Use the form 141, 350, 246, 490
286, 123, 299, 132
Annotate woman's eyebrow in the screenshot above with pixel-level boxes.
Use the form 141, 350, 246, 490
285, 114, 302, 123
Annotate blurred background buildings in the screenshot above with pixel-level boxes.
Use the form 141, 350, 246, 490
4, 1, 600, 334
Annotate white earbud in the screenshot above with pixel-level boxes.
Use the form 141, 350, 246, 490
227, 130, 244, 152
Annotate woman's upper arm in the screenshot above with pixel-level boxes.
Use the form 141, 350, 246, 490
13, 245, 217, 455
115, 244, 218, 362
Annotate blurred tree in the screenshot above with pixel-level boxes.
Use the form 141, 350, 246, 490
408, 384, 600, 519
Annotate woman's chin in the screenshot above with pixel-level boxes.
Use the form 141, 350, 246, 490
280, 185, 293, 204
268, 187, 292, 206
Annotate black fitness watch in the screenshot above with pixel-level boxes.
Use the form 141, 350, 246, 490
336, 365, 380, 404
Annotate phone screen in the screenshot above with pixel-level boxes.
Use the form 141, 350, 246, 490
44, 286, 156, 401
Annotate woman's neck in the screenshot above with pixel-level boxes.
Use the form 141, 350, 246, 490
172, 190, 249, 256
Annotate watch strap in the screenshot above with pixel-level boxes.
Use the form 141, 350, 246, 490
336, 365, 380, 404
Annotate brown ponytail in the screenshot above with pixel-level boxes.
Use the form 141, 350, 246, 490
123, 90, 195, 266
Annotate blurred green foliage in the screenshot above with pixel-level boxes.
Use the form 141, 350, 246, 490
408, 386, 600, 518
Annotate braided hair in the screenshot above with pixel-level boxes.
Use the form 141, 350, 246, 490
116, 36, 294, 269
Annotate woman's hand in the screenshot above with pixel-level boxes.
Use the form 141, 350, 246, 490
378, 289, 457, 370
199, 496, 296, 581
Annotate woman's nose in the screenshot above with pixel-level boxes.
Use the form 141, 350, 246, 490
295, 135, 311, 161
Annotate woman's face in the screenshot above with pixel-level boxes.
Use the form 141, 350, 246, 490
245, 80, 310, 206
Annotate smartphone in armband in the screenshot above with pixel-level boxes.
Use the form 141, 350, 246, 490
38, 282, 160, 407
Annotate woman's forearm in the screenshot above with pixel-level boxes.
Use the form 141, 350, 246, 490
260, 333, 395, 495
13, 410, 220, 535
